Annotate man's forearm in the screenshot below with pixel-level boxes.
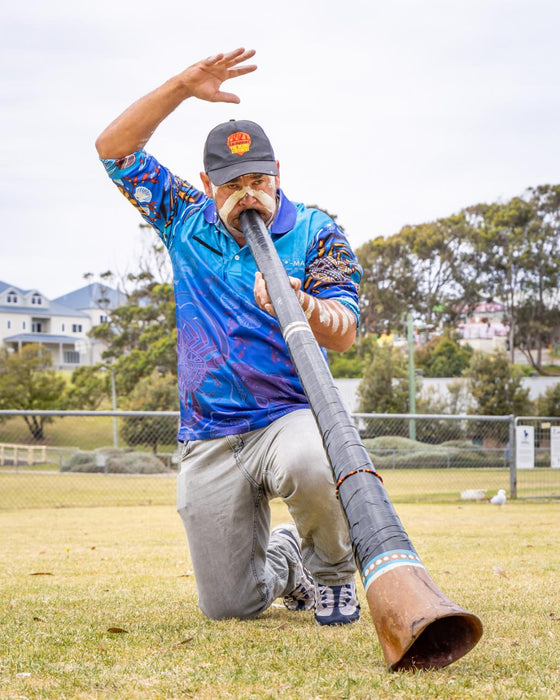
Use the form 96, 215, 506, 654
95, 75, 192, 159
297, 292, 357, 352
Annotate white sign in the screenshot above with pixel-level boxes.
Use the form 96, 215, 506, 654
551, 426, 560, 469
516, 426, 535, 470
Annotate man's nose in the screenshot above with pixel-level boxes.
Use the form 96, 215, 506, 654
240, 189, 258, 205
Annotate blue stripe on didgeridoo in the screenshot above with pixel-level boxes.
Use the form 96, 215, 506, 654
361, 550, 425, 593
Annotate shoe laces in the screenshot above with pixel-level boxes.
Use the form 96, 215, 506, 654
316, 583, 354, 610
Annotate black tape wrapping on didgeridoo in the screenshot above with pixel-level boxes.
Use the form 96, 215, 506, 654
239, 210, 417, 571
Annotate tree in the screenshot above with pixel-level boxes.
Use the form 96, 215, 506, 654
64, 365, 108, 410
121, 372, 179, 453
414, 333, 473, 377
465, 350, 533, 443
327, 334, 379, 378
466, 350, 532, 416
327, 344, 364, 378
358, 344, 410, 414
415, 380, 469, 443
465, 196, 542, 363
0, 345, 66, 441
88, 266, 177, 397
514, 185, 560, 371
356, 233, 417, 334
535, 384, 560, 417
356, 213, 479, 334
357, 186, 560, 367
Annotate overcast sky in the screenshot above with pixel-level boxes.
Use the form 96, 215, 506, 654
1, 0, 559, 299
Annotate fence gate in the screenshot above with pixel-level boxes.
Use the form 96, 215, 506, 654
514, 416, 560, 499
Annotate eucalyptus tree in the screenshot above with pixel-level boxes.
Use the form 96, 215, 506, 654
465, 186, 560, 369
464, 197, 534, 362
356, 212, 478, 334
515, 185, 560, 371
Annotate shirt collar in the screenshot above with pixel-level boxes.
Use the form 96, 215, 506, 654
203, 188, 296, 235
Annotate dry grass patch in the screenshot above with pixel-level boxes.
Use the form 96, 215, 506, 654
1, 501, 559, 699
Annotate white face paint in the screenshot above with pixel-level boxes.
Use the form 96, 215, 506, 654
212, 176, 277, 229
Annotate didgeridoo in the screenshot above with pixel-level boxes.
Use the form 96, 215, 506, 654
240, 209, 482, 671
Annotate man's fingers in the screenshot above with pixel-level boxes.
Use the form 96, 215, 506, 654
206, 48, 256, 69
288, 276, 302, 292
211, 91, 241, 104
201, 48, 256, 101
228, 64, 258, 79
254, 272, 275, 314
205, 53, 224, 64
223, 47, 256, 64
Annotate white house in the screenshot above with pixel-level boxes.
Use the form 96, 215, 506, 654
0, 281, 125, 369
455, 301, 509, 352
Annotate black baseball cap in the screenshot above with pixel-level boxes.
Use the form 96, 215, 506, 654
203, 119, 278, 186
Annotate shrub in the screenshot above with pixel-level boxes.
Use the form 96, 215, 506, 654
61, 448, 167, 473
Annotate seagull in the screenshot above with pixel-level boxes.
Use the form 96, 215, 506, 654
490, 489, 507, 505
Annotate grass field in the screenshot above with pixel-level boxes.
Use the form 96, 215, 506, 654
1, 498, 559, 699
1, 466, 558, 511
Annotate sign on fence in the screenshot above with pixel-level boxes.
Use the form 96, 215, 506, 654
516, 426, 535, 470
551, 426, 560, 469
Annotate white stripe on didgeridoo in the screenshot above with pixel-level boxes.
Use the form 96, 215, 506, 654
283, 321, 314, 344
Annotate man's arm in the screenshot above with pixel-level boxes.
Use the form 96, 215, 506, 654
95, 48, 257, 159
254, 272, 357, 352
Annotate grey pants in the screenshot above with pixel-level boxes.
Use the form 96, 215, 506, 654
177, 409, 356, 620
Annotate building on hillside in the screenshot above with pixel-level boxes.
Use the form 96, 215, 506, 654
455, 301, 509, 352
0, 281, 125, 369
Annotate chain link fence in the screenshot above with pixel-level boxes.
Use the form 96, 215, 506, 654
514, 415, 560, 498
0, 410, 180, 509
1, 410, 559, 509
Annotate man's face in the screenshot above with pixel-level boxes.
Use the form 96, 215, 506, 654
201, 170, 280, 233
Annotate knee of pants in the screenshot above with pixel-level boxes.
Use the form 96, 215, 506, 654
198, 590, 267, 621
280, 447, 334, 500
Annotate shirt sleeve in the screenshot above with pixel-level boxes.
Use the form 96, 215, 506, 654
100, 150, 206, 247
304, 217, 363, 323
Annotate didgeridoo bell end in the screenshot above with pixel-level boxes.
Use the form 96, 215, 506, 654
366, 564, 483, 671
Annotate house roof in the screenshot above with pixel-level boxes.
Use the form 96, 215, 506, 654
0, 279, 90, 318
53, 283, 126, 311
4, 333, 82, 344
0, 280, 40, 296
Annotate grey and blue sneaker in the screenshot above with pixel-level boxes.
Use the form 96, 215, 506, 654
271, 523, 316, 612
314, 581, 361, 625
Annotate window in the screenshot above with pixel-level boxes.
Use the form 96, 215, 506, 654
31, 293, 43, 305
7, 320, 11, 329
22, 321, 26, 330
100, 314, 108, 323
32, 322, 43, 333
6, 291, 18, 303
72, 324, 83, 333
61, 323, 65, 332
64, 351, 80, 364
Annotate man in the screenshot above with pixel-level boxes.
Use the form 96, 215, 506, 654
96, 48, 363, 625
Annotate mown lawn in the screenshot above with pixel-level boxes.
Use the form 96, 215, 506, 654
1, 466, 558, 511
1, 499, 559, 699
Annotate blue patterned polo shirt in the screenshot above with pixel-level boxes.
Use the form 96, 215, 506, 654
101, 150, 362, 441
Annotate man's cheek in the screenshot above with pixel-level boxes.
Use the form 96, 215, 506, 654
252, 189, 276, 216
217, 190, 246, 222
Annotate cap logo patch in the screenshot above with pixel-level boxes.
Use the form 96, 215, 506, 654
226, 131, 251, 156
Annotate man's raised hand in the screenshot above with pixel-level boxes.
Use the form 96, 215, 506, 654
181, 48, 257, 104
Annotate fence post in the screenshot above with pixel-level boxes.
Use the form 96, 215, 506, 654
407, 311, 416, 441
110, 370, 119, 448
509, 415, 517, 499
